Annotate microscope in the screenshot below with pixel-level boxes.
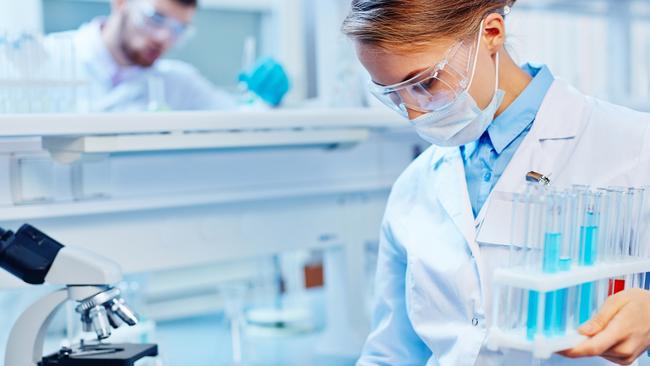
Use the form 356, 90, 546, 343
0, 224, 159, 366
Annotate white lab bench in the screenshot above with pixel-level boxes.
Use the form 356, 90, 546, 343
0, 108, 422, 357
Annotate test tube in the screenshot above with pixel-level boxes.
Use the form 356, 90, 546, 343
502, 192, 526, 336
608, 187, 634, 294
543, 190, 565, 274
526, 189, 571, 338
600, 188, 625, 262
529, 189, 548, 271
527, 290, 539, 340
627, 188, 645, 258
509, 192, 529, 268
578, 190, 602, 266
627, 188, 645, 288
565, 286, 578, 333
525, 188, 545, 340
513, 287, 527, 333
562, 188, 582, 271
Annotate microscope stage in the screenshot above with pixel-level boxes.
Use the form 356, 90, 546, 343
39, 343, 158, 366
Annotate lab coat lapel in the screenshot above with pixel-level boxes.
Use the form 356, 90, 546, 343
430, 147, 479, 257
429, 79, 591, 260
475, 79, 592, 227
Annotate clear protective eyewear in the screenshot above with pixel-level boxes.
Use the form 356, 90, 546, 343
130, 0, 195, 42
368, 29, 481, 118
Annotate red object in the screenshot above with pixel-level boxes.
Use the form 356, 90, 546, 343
304, 263, 325, 289
608, 279, 626, 296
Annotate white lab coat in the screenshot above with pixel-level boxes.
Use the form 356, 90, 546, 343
358, 79, 650, 366
70, 18, 236, 112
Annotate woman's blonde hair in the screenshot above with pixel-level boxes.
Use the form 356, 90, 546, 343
342, 0, 516, 51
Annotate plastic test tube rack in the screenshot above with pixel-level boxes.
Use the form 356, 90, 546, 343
487, 185, 650, 359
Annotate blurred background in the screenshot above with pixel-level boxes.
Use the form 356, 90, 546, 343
0, 0, 649, 365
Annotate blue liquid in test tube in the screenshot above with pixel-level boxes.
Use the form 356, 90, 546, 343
527, 291, 539, 340
578, 282, 595, 325
543, 233, 562, 273
554, 288, 568, 334
528, 233, 565, 338
579, 225, 598, 266
578, 222, 598, 324
543, 291, 556, 336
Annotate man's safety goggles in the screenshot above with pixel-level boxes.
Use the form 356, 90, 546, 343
131, 1, 195, 42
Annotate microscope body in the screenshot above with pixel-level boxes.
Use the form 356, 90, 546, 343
0, 224, 158, 366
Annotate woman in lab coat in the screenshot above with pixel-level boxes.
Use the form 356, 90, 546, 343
342, 0, 650, 365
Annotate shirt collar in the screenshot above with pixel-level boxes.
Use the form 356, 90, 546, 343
487, 63, 555, 154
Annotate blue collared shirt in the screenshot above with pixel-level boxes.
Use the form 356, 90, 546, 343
461, 64, 555, 218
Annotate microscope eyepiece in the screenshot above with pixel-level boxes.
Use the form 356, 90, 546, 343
0, 225, 64, 285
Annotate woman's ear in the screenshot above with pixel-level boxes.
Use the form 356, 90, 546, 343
482, 13, 506, 55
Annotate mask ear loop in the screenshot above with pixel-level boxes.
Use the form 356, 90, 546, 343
493, 51, 501, 92
466, 20, 485, 91
468, 19, 501, 99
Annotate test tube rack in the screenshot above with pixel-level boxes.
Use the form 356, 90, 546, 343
486, 186, 650, 359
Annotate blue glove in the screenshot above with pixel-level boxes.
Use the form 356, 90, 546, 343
239, 57, 290, 107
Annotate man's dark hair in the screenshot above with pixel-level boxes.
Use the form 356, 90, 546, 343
174, 0, 197, 6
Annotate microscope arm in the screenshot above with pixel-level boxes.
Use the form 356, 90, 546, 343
6, 286, 108, 366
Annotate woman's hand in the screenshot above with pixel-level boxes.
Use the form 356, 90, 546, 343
560, 288, 650, 365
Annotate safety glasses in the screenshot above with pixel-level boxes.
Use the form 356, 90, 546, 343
130, 1, 195, 42
368, 31, 481, 118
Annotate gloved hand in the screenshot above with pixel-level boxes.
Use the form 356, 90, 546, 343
239, 57, 290, 107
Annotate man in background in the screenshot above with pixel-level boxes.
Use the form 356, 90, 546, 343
72, 0, 289, 111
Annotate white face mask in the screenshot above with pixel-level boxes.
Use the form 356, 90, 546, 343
411, 39, 504, 147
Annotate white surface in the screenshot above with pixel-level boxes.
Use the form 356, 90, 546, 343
493, 259, 650, 292
5, 289, 67, 366
44, 246, 122, 286
0, 109, 403, 137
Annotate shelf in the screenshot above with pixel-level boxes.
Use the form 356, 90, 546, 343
0, 108, 403, 138
0, 80, 86, 87
493, 258, 650, 292
0, 178, 395, 222
42, 128, 370, 162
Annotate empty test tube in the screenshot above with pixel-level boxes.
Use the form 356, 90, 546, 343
627, 188, 645, 259
599, 188, 625, 262
509, 192, 528, 268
